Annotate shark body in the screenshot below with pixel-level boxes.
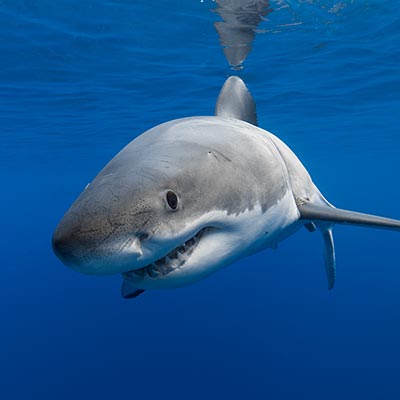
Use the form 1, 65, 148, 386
52, 77, 400, 297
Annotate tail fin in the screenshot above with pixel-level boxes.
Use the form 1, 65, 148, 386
320, 226, 336, 290
299, 203, 400, 231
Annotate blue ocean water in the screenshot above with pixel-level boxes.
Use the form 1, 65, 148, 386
1, 1, 400, 399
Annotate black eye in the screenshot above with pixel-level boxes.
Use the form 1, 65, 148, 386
166, 190, 178, 210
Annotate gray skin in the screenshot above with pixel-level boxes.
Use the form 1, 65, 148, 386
53, 76, 400, 296
53, 116, 295, 275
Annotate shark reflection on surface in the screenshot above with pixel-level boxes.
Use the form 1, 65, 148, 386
213, 0, 272, 69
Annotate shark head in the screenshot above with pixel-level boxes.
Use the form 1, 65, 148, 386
52, 121, 230, 279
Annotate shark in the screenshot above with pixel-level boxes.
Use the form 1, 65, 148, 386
52, 76, 400, 298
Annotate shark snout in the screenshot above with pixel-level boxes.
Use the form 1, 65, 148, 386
52, 212, 144, 275
52, 226, 81, 268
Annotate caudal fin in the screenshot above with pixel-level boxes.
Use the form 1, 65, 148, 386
320, 226, 336, 290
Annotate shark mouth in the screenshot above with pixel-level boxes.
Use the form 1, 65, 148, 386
123, 228, 207, 281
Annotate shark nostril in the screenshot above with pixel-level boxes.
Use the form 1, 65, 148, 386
137, 232, 149, 241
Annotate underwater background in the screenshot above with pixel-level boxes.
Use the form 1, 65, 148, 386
1, 1, 400, 399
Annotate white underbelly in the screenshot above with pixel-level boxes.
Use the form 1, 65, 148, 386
136, 189, 301, 289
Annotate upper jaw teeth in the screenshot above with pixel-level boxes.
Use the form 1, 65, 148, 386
123, 228, 206, 281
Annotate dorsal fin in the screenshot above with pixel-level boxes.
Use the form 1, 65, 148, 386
215, 76, 258, 126
299, 203, 400, 231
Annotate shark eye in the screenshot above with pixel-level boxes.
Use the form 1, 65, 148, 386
166, 190, 179, 210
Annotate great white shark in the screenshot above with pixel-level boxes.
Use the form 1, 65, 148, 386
52, 76, 400, 298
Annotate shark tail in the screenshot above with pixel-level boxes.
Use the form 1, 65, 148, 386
298, 203, 400, 290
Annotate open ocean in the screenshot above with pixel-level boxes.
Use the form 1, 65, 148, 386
1, 1, 400, 399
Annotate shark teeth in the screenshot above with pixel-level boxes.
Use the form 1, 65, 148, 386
123, 228, 206, 280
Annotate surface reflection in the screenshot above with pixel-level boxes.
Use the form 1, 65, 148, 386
213, 0, 272, 69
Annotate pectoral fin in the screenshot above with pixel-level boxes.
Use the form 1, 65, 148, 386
299, 201, 400, 290
299, 203, 400, 231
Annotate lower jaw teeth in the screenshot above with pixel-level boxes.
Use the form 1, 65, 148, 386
124, 228, 206, 280
129, 269, 145, 279
147, 268, 161, 278
124, 256, 183, 280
